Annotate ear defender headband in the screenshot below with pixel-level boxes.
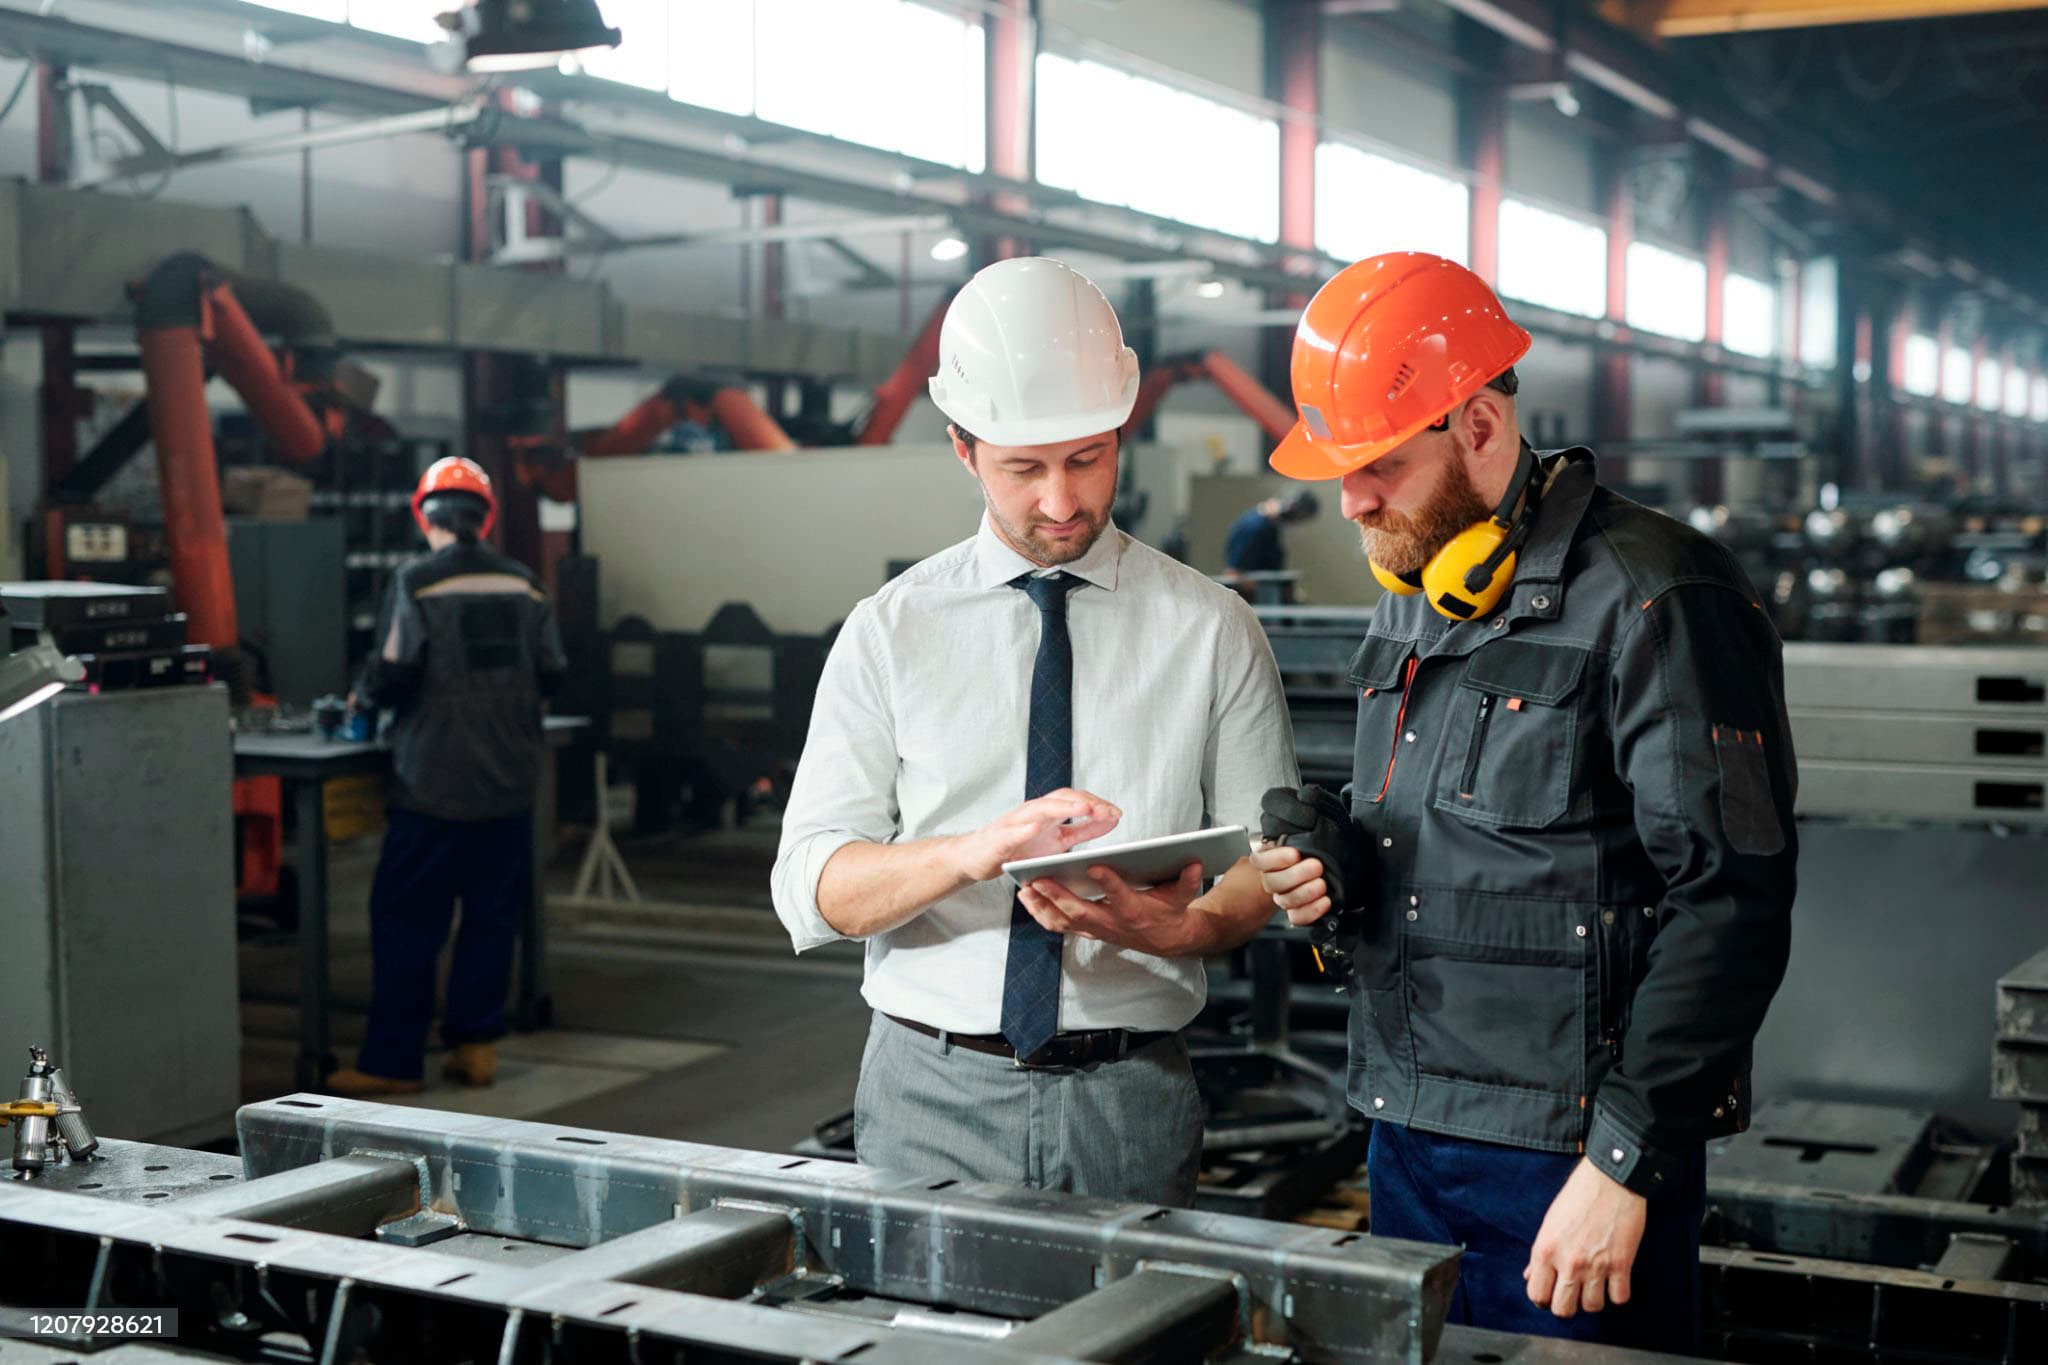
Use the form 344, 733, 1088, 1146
1371, 440, 1543, 621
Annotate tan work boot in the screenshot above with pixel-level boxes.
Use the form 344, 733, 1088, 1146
322, 1068, 425, 1098
442, 1043, 497, 1087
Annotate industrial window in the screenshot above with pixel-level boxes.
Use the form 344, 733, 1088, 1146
1314, 143, 1468, 266
1722, 273, 1776, 358
1942, 347, 1973, 405
580, 0, 669, 90
1902, 335, 1940, 397
671, 1, 987, 172
1497, 199, 1606, 319
246, 1, 345, 21
670, 0, 755, 116
1798, 258, 1838, 369
2005, 367, 2030, 418
347, 1, 442, 42
1977, 359, 2004, 413
1036, 53, 1280, 243
1625, 242, 1706, 342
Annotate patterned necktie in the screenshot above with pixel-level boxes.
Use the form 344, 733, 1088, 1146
1001, 571, 1081, 1059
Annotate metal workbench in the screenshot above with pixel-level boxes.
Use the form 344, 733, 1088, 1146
231, 716, 587, 1088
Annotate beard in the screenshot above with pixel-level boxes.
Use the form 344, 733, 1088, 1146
987, 500, 1109, 566
1355, 457, 1494, 576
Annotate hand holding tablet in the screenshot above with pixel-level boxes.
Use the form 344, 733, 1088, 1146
1003, 825, 1251, 902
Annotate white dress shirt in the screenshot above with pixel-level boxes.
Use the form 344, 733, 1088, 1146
771, 515, 1299, 1033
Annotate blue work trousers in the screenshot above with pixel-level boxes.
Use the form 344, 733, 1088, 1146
1367, 1121, 1707, 1354
356, 808, 531, 1080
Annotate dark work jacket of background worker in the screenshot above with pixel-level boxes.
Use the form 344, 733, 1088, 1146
1338, 446, 1798, 1343
344, 512, 567, 1088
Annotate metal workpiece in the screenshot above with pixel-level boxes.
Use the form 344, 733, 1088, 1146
232, 1095, 1459, 1363
1704, 1176, 2048, 1272
0, 1177, 1076, 1365
525, 1203, 797, 1296
1003, 1266, 1243, 1363
166, 1154, 422, 1237
1702, 1244, 2048, 1363
1783, 642, 2048, 827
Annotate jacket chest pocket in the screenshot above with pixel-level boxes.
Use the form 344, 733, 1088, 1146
1433, 640, 1587, 829
1346, 634, 1417, 810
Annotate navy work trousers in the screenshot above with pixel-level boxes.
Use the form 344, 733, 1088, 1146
1367, 1121, 1707, 1355
356, 807, 531, 1081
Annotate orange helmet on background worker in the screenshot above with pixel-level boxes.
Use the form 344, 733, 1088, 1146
411, 455, 498, 538
1268, 252, 1531, 482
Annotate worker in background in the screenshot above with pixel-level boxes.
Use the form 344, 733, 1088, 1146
771, 257, 1297, 1205
1223, 489, 1320, 574
1250, 254, 1797, 1353
325, 456, 567, 1098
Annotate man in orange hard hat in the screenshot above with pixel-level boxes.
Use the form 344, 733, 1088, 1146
326, 456, 567, 1097
1251, 253, 1798, 1352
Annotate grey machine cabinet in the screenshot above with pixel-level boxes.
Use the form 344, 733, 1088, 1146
0, 685, 240, 1145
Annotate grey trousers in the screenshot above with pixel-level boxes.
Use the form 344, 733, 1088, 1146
853, 1012, 1205, 1206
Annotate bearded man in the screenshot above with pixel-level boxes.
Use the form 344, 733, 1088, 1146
1251, 253, 1799, 1355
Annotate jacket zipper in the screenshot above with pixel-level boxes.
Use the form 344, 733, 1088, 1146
1458, 692, 1496, 798
1371, 654, 1420, 803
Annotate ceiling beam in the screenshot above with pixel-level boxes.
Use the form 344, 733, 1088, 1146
1600, 0, 2048, 39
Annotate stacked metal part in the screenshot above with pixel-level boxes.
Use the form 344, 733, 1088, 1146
1995, 948, 2048, 1204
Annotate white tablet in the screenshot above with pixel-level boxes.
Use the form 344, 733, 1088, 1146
1002, 825, 1250, 901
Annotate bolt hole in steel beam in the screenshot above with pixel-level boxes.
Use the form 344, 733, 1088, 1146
1976, 675, 2046, 704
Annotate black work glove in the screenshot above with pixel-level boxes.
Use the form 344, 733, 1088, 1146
1259, 784, 1370, 910
1259, 784, 1375, 977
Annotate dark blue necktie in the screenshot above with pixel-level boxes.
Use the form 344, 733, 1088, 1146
1001, 571, 1081, 1059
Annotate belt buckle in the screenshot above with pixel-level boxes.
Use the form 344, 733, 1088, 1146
1012, 1041, 1070, 1072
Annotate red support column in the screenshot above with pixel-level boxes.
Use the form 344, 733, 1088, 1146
1593, 142, 1633, 480
1261, 0, 1321, 395
1693, 178, 1729, 501
978, 0, 1034, 264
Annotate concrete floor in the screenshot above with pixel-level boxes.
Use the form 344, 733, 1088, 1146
237, 818, 874, 1154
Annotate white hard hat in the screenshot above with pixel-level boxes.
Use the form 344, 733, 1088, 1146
928, 257, 1140, 447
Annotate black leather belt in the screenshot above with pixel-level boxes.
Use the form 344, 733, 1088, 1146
885, 1014, 1171, 1070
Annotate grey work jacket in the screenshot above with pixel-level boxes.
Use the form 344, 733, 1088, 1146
357, 541, 567, 822
1344, 448, 1798, 1198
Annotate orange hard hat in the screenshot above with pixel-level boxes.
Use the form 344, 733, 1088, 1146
412, 456, 498, 537
1269, 253, 1532, 481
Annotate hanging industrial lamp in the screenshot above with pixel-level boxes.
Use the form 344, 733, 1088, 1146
434, 0, 623, 75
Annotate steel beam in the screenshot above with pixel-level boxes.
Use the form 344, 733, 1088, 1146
168, 1154, 421, 1237
1004, 1268, 1239, 1363
532, 1204, 796, 1297
1603, 0, 2048, 39
231, 1096, 1460, 1362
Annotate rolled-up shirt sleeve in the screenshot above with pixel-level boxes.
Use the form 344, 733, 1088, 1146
1203, 593, 1300, 833
771, 601, 901, 952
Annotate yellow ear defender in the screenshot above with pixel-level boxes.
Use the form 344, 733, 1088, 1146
1369, 442, 1542, 621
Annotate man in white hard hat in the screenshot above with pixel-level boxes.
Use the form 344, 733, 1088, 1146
771, 256, 1297, 1204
